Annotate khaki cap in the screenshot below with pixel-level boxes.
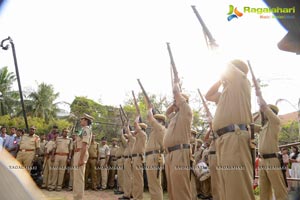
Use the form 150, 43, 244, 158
231, 59, 249, 74
139, 123, 148, 129
81, 113, 94, 121
112, 138, 119, 142
268, 104, 279, 114
154, 114, 166, 122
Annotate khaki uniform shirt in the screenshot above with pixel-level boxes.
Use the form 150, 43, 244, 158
75, 126, 92, 162
110, 145, 119, 157
132, 129, 147, 154
39, 140, 46, 155
99, 144, 110, 158
258, 107, 281, 154
88, 142, 99, 158
116, 145, 125, 158
45, 140, 56, 154
163, 96, 193, 148
212, 64, 252, 132
19, 134, 40, 151
123, 134, 136, 156
145, 117, 166, 152
55, 136, 73, 154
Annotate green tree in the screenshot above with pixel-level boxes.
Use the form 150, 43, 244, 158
0, 66, 17, 116
279, 121, 299, 144
27, 82, 60, 123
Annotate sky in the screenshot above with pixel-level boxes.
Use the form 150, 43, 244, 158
0, 0, 299, 115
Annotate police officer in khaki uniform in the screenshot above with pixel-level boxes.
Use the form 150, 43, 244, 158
108, 138, 119, 189
115, 135, 126, 195
131, 118, 147, 200
119, 125, 136, 200
39, 135, 46, 161
257, 94, 288, 200
85, 134, 99, 190
68, 133, 76, 191
190, 129, 199, 200
163, 77, 193, 200
145, 104, 166, 200
206, 129, 220, 200
97, 136, 110, 190
16, 126, 40, 172
73, 113, 94, 200
41, 132, 57, 189
205, 59, 255, 200
49, 128, 73, 191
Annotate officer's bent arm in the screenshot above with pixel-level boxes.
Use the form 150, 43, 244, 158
205, 80, 222, 103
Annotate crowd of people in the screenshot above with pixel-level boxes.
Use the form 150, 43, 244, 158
1, 59, 300, 200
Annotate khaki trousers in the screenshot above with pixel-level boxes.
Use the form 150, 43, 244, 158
117, 158, 124, 192
51, 155, 68, 189
208, 153, 220, 200
42, 157, 50, 187
97, 159, 108, 189
259, 157, 288, 200
85, 158, 97, 189
191, 173, 198, 200
216, 130, 255, 200
145, 154, 163, 200
123, 158, 133, 198
16, 151, 35, 172
165, 149, 192, 200
132, 156, 144, 200
68, 158, 74, 189
108, 160, 117, 188
73, 152, 87, 200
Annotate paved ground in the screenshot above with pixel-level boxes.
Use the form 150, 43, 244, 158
42, 189, 169, 200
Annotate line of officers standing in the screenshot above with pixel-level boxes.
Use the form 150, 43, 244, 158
10, 60, 288, 200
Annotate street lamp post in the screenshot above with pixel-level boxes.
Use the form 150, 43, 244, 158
1, 36, 29, 132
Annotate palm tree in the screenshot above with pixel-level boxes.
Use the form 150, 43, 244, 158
0, 66, 17, 115
28, 82, 60, 123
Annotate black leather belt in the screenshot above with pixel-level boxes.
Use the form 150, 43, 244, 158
116, 156, 123, 160
145, 149, 161, 156
209, 151, 216, 155
131, 153, 144, 158
261, 153, 277, 159
99, 157, 106, 160
166, 144, 190, 153
124, 155, 131, 159
216, 124, 248, 137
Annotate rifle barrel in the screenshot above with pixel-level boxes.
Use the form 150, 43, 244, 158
191, 5, 217, 47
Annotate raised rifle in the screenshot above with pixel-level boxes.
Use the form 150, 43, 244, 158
247, 60, 259, 180
166, 42, 182, 92
197, 88, 213, 129
191, 5, 218, 49
247, 60, 261, 94
119, 104, 133, 131
132, 90, 142, 123
119, 108, 126, 134
137, 79, 160, 115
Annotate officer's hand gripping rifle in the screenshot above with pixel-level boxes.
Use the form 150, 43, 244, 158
119, 105, 133, 131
